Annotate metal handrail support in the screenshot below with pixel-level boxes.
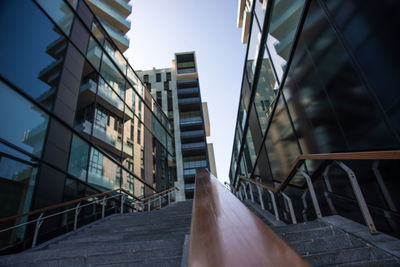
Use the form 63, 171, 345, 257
267, 190, 279, 221
256, 185, 265, 210
336, 160, 377, 234
241, 182, 248, 200
248, 182, 255, 203
32, 213, 44, 248
372, 160, 398, 212
102, 196, 107, 218
298, 169, 322, 218
73, 203, 81, 231
281, 192, 297, 224
323, 165, 337, 215
120, 194, 125, 214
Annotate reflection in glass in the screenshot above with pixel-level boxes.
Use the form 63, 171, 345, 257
245, 14, 262, 87
267, 0, 305, 81
88, 147, 120, 190
0, 81, 49, 157
253, 47, 279, 134
68, 135, 90, 181
0, 0, 69, 110
264, 93, 300, 182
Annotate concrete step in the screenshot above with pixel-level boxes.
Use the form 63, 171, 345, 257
272, 219, 328, 234
0, 240, 183, 265
279, 226, 343, 242
304, 246, 394, 266
288, 233, 365, 255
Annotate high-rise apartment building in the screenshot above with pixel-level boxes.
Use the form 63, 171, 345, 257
230, 0, 400, 237
0, 0, 174, 230
137, 52, 217, 199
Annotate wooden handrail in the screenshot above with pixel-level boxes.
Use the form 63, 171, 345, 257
141, 186, 179, 202
236, 150, 400, 194
188, 168, 309, 267
0, 188, 141, 224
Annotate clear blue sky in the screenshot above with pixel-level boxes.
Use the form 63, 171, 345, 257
124, 0, 247, 184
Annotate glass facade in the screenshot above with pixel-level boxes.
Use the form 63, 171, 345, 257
0, 0, 175, 228
231, 0, 400, 237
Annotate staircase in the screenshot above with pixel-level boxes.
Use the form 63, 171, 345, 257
0, 200, 192, 267
244, 200, 400, 266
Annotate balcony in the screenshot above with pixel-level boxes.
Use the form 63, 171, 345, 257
178, 97, 201, 105
181, 142, 206, 151
86, 0, 131, 34
179, 117, 203, 126
103, 0, 132, 17
180, 130, 205, 139
183, 160, 207, 169
177, 87, 199, 97
100, 20, 129, 52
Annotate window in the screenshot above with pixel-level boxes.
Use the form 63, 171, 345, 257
0, 81, 49, 157
166, 72, 171, 81
68, 135, 90, 181
143, 75, 149, 83
146, 82, 151, 89
114, 118, 122, 134
140, 149, 145, 178
137, 124, 141, 145
164, 81, 170, 90
156, 91, 162, 106
156, 73, 161, 82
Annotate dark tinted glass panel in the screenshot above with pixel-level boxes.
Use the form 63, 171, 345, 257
0, 81, 49, 157
0, 155, 37, 218
264, 93, 300, 182
68, 134, 90, 181
245, 14, 262, 88
325, 0, 400, 140
0, 0, 67, 109
302, 1, 398, 150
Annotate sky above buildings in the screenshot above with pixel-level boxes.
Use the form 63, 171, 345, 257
125, 0, 246, 184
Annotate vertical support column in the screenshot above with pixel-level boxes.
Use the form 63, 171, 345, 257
32, 213, 44, 248
102, 196, 107, 218
147, 199, 151, 212
298, 169, 322, 218
281, 193, 296, 224
120, 194, 125, 214
301, 190, 308, 222
336, 161, 377, 234
267, 190, 279, 221
241, 182, 248, 200
168, 191, 171, 205
73, 203, 81, 230
372, 161, 397, 212
323, 165, 337, 215
248, 182, 255, 203
256, 185, 265, 210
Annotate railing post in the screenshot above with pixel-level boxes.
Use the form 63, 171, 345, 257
372, 160, 397, 212
158, 196, 162, 209
281, 193, 297, 224
120, 194, 125, 214
102, 196, 107, 218
301, 190, 308, 222
241, 182, 248, 200
74, 202, 81, 231
147, 199, 151, 212
248, 182, 255, 203
238, 187, 244, 201
32, 213, 44, 248
168, 191, 171, 205
323, 165, 337, 215
267, 190, 279, 221
256, 185, 265, 210
298, 169, 322, 218
336, 161, 377, 234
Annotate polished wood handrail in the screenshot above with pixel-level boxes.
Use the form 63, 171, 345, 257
188, 168, 309, 267
141, 186, 179, 202
236, 150, 400, 194
0, 188, 140, 224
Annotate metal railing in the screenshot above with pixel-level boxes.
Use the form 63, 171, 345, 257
0, 187, 179, 252
232, 150, 400, 235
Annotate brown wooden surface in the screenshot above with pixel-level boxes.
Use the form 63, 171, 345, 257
141, 186, 179, 202
188, 168, 309, 267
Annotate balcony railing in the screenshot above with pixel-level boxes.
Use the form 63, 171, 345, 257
179, 117, 203, 126
178, 97, 201, 105
180, 130, 205, 139
181, 142, 206, 151
87, 0, 131, 31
